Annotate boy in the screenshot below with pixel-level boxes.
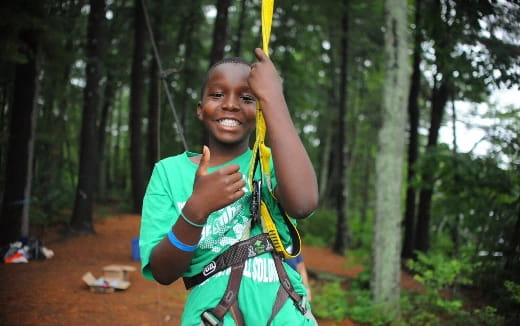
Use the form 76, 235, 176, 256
140, 48, 318, 325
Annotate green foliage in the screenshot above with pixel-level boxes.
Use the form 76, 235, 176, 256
406, 251, 474, 291
312, 281, 350, 321
504, 280, 520, 304
403, 251, 505, 325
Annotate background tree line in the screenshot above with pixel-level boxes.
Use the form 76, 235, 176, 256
0, 0, 519, 324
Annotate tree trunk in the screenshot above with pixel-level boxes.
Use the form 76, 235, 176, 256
97, 72, 115, 200
70, 0, 106, 233
372, 0, 410, 317
415, 79, 449, 252
147, 0, 162, 172
129, 0, 147, 213
401, 0, 422, 260
208, 0, 232, 67
233, 0, 248, 57
0, 28, 41, 245
333, 0, 349, 255
148, 54, 160, 171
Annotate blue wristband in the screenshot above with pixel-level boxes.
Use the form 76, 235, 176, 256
167, 229, 198, 252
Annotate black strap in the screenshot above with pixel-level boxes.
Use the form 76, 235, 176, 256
184, 233, 274, 289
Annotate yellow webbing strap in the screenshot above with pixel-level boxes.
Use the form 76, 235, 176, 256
248, 0, 301, 259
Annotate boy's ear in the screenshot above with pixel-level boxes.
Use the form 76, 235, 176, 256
196, 102, 202, 120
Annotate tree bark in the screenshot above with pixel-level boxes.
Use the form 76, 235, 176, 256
0, 28, 41, 245
129, 0, 147, 213
333, 0, 349, 255
70, 0, 106, 233
401, 0, 422, 260
372, 0, 410, 317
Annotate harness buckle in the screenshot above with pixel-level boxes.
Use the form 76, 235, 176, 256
296, 296, 308, 314
201, 311, 222, 326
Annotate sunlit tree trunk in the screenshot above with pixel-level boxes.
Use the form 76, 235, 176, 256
372, 0, 410, 317
0, 27, 41, 245
71, 0, 106, 233
129, 0, 147, 213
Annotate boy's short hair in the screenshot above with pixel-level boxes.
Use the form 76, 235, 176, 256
200, 57, 252, 99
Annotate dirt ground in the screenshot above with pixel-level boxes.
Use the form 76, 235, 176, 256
0, 214, 414, 326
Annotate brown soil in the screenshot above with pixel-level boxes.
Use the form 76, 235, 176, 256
0, 214, 419, 326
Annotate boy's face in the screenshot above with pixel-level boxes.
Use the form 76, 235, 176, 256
197, 63, 256, 147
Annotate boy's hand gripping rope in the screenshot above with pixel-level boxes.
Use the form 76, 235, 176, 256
248, 0, 302, 259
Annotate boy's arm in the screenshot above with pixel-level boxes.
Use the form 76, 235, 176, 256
248, 48, 318, 218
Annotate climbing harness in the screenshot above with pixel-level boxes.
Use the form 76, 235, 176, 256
185, 235, 309, 326
183, 1, 312, 325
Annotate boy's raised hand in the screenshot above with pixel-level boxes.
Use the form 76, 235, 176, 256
248, 48, 284, 104
189, 146, 246, 221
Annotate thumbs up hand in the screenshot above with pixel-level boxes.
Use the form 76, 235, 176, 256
187, 146, 246, 223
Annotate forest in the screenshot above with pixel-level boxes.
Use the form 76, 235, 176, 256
0, 0, 519, 325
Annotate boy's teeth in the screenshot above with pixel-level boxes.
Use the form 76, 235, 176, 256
219, 119, 240, 127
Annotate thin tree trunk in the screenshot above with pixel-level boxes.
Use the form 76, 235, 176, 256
450, 97, 461, 257
233, 0, 248, 57
0, 28, 41, 245
208, 0, 232, 67
333, 0, 349, 255
415, 79, 449, 252
97, 72, 115, 200
372, 0, 410, 317
148, 55, 160, 170
147, 0, 162, 172
401, 0, 422, 260
70, 0, 105, 233
129, 0, 147, 213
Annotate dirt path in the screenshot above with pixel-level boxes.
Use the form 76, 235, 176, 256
0, 214, 397, 326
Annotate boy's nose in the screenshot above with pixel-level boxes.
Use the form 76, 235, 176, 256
222, 96, 240, 111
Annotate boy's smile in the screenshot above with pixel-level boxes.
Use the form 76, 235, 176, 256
198, 63, 256, 147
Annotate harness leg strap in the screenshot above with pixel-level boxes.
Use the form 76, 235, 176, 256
201, 263, 246, 326
266, 283, 290, 325
272, 253, 306, 312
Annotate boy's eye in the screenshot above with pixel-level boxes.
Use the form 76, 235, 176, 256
241, 95, 256, 103
210, 92, 224, 98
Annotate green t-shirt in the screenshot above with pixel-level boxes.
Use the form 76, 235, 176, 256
140, 149, 315, 325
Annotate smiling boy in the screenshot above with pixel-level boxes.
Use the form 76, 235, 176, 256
139, 48, 318, 325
